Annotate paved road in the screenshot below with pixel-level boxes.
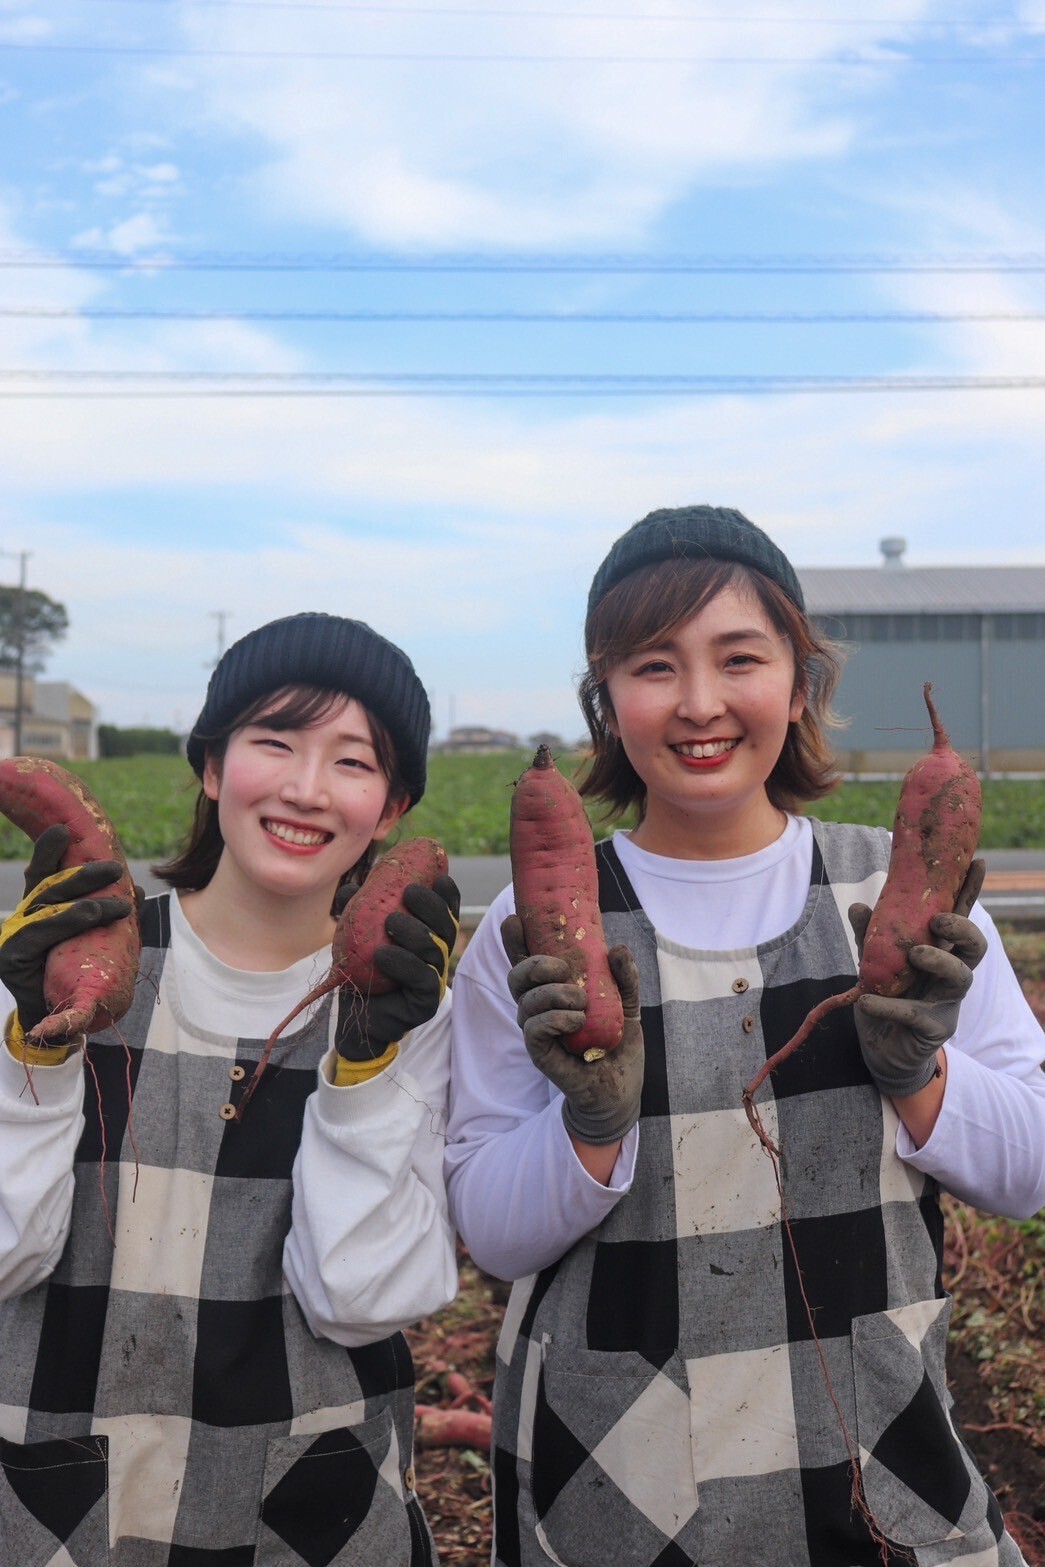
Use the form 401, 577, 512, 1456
1, 851, 1043, 923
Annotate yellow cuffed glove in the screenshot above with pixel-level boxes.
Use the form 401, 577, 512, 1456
0, 823, 131, 1055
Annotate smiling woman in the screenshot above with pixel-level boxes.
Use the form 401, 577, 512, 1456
446, 505, 1045, 1567
0, 611, 460, 1566
192, 696, 408, 966
601, 583, 806, 859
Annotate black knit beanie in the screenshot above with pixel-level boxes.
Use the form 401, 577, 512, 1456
186, 613, 430, 805
586, 505, 805, 626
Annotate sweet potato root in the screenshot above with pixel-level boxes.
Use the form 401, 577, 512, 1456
743, 683, 982, 1121
238, 836, 449, 1111
414, 1405, 492, 1452
509, 745, 623, 1060
0, 756, 140, 1044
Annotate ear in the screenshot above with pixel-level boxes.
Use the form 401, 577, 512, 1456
202, 753, 222, 803
371, 790, 410, 844
788, 684, 807, 725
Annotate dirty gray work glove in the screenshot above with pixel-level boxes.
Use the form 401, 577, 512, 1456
335, 876, 460, 1061
848, 859, 987, 1098
501, 915, 643, 1146
0, 824, 133, 1040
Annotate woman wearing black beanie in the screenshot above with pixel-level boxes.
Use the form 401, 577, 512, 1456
447, 505, 1044, 1567
0, 611, 458, 1565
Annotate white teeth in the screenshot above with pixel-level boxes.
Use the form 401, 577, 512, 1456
674, 739, 740, 759
264, 820, 330, 847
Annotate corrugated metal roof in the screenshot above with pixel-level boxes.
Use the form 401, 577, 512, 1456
798, 565, 1045, 614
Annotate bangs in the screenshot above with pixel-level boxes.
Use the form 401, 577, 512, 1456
238, 685, 351, 733
240, 684, 405, 803
586, 559, 766, 679
195, 681, 406, 805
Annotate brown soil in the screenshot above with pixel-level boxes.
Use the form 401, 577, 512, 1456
407, 1249, 499, 1567
947, 1348, 1045, 1561
949, 934, 1045, 1566
1021, 977, 1045, 1026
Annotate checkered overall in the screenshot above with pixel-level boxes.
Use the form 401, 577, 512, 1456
491, 822, 1023, 1567
0, 895, 435, 1567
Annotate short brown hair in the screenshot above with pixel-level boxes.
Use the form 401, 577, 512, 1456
577, 558, 844, 820
155, 685, 408, 896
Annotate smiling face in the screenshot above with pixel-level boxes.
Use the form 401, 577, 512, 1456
602, 581, 805, 858
202, 695, 407, 907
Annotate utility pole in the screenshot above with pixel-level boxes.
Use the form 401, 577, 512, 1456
209, 611, 231, 668
0, 549, 31, 755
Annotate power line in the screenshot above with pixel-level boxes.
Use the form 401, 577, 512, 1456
0, 40, 1039, 62
3, 306, 1043, 323
0, 371, 1041, 396
3, 250, 1044, 273
67, 1, 1039, 22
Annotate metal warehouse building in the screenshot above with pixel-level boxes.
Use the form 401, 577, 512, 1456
798, 538, 1045, 776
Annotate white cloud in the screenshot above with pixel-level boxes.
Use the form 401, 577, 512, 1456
178, 0, 933, 247
75, 211, 170, 254
0, 13, 49, 43
68, 150, 182, 241
0, 352, 1041, 561
1, 157, 1042, 587
82, 155, 124, 176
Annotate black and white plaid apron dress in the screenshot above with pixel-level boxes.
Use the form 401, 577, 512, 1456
490, 821, 1024, 1567
0, 895, 436, 1567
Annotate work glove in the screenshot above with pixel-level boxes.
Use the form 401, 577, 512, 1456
0, 824, 135, 1044
501, 915, 644, 1147
848, 858, 987, 1098
334, 875, 460, 1064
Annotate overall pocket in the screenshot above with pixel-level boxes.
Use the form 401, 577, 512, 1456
851, 1297, 984, 1548
256, 1407, 415, 1567
0, 1433, 109, 1567
530, 1344, 697, 1567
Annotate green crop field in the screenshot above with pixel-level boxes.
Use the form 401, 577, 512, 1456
0, 755, 199, 862
1, 750, 1043, 861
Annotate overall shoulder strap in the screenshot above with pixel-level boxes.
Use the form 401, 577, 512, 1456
139, 891, 172, 950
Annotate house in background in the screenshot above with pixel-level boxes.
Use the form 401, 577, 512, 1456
0, 675, 99, 761
437, 725, 522, 754
800, 539, 1045, 775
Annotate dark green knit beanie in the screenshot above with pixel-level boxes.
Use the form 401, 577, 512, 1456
186, 612, 430, 805
586, 505, 805, 626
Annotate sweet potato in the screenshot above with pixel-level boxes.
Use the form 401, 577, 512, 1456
0, 756, 140, 1044
743, 683, 981, 1122
238, 836, 449, 1110
331, 837, 449, 999
414, 1405, 492, 1452
510, 744, 623, 1060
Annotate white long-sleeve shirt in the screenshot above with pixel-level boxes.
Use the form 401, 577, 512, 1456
446, 819, 1045, 1282
0, 888, 457, 1340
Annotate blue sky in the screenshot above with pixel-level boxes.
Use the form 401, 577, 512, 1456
0, 0, 1043, 744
